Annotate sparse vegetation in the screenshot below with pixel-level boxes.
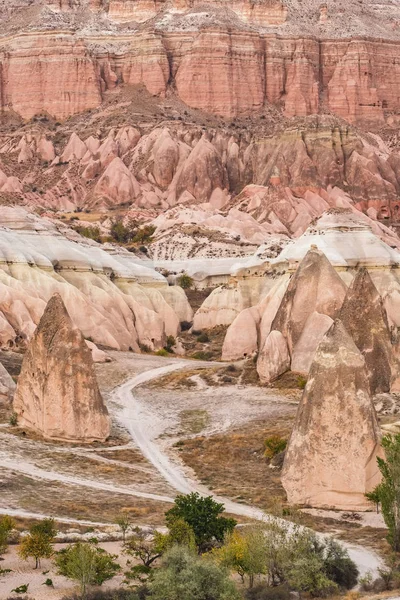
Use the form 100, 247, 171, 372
0, 516, 15, 555
264, 436, 287, 459
197, 332, 209, 343
155, 349, 169, 357
177, 274, 194, 290
9, 412, 18, 426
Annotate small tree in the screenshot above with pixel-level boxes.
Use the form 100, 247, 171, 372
18, 518, 56, 569
55, 542, 120, 598
165, 492, 237, 553
124, 527, 164, 568
19, 531, 53, 569
115, 514, 131, 544
0, 515, 15, 555
215, 526, 268, 588
149, 545, 241, 600
366, 434, 400, 550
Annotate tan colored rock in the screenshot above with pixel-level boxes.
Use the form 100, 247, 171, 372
339, 268, 399, 394
13, 293, 110, 442
282, 319, 382, 510
291, 312, 333, 374
271, 247, 347, 355
0, 362, 15, 404
85, 340, 112, 363
222, 306, 260, 361
257, 330, 290, 383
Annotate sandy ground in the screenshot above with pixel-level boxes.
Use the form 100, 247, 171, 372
0, 540, 128, 600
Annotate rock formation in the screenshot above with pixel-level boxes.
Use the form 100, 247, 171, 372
0, 207, 192, 352
281, 320, 382, 510
257, 247, 347, 382
0, 362, 15, 404
13, 293, 110, 442
339, 268, 400, 394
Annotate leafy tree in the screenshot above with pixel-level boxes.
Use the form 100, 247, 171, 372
133, 225, 155, 244
366, 434, 400, 550
31, 518, 57, 539
322, 539, 359, 589
19, 531, 53, 569
110, 219, 133, 244
55, 542, 120, 598
149, 545, 241, 600
0, 515, 15, 555
177, 274, 194, 290
165, 493, 237, 553
124, 521, 196, 585
162, 518, 196, 552
115, 514, 131, 544
214, 526, 267, 588
18, 518, 56, 568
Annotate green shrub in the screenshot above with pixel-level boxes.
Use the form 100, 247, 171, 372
264, 435, 287, 459
197, 332, 209, 343
149, 546, 240, 600
246, 583, 290, 600
191, 351, 213, 361
165, 335, 176, 352
177, 274, 194, 289
155, 349, 169, 357
297, 375, 307, 389
9, 412, 18, 426
74, 225, 102, 243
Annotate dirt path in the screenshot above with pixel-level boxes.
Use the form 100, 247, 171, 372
113, 358, 383, 578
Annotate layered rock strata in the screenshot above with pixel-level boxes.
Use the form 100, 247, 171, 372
13, 293, 110, 443
281, 320, 382, 510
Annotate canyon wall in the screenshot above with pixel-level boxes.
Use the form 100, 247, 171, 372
1, 26, 400, 124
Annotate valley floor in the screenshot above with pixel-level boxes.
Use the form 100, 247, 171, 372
0, 351, 388, 598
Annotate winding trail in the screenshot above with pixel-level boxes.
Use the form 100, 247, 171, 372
113, 359, 384, 578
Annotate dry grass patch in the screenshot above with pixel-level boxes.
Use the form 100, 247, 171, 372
179, 409, 210, 435
97, 448, 149, 464
179, 417, 293, 509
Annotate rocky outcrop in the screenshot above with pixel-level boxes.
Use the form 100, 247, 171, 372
0, 207, 192, 352
257, 247, 347, 382
13, 294, 110, 442
0, 362, 15, 404
339, 268, 400, 394
281, 320, 382, 510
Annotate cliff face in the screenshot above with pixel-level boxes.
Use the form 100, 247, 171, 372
1, 1, 400, 125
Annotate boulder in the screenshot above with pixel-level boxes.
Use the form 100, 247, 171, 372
339, 268, 399, 394
281, 320, 382, 510
13, 294, 110, 443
